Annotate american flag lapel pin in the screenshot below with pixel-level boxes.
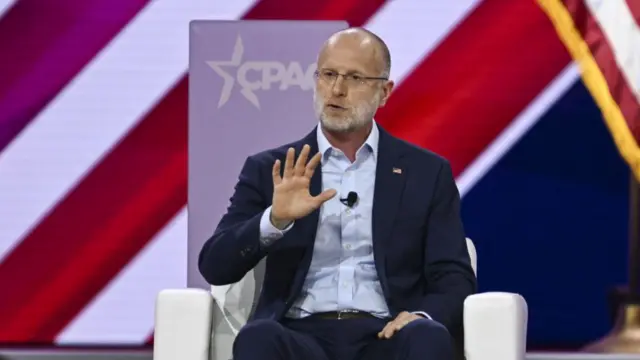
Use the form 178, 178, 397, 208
392, 167, 402, 174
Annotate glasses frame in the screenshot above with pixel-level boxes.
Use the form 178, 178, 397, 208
314, 69, 388, 87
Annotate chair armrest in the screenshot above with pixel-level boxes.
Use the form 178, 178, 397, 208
463, 292, 528, 360
154, 288, 214, 360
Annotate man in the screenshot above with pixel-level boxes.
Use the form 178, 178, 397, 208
198, 27, 477, 360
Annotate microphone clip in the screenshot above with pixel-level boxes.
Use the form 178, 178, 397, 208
339, 191, 358, 208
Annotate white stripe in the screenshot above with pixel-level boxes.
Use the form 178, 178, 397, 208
585, 0, 640, 101
0, 0, 257, 261
0, 0, 15, 17
364, 0, 481, 84
456, 63, 581, 197
55, 207, 188, 344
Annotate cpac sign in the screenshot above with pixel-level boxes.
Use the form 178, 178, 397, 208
206, 35, 317, 109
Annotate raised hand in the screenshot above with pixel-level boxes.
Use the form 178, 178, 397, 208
270, 144, 336, 229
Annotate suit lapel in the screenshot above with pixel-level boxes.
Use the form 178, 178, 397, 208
372, 126, 407, 294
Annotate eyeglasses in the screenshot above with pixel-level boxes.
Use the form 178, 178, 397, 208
314, 69, 388, 87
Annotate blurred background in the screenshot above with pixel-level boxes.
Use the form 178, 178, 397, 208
0, 0, 636, 359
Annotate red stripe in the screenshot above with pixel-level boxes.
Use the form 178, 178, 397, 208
0, 79, 188, 342
624, 0, 640, 23
0, 0, 389, 343
346, 0, 386, 26
566, 0, 640, 139
244, 1, 326, 19
318, 0, 364, 19
0, 0, 151, 151
375, 0, 572, 177
317, 0, 385, 24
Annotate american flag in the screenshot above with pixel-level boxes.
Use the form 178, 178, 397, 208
0, 0, 584, 347
538, 0, 640, 182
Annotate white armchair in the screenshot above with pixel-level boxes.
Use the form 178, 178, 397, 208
153, 238, 528, 360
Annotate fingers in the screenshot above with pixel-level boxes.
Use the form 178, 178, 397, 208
378, 322, 394, 339
281, 145, 320, 180
272, 159, 282, 185
314, 189, 336, 206
377, 312, 412, 339
393, 312, 412, 331
378, 319, 400, 339
283, 147, 295, 179
294, 145, 310, 176
304, 152, 322, 179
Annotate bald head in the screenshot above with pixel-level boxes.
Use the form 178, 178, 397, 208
313, 27, 394, 134
318, 27, 391, 78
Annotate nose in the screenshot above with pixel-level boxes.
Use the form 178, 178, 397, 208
330, 76, 347, 97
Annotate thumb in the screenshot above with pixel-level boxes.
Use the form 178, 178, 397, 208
314, 188, 337, 205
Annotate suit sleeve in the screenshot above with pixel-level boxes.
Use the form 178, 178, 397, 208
419, 159, 478, 332
198, 155, 281, 286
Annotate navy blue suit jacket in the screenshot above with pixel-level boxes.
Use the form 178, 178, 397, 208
198, 124, 477, 336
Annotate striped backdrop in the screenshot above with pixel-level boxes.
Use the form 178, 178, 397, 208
0, 0, 584, 346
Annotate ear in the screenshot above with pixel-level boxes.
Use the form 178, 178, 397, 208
378, 80, 395, 107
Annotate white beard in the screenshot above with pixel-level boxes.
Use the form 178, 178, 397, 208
313, 88, 381, 133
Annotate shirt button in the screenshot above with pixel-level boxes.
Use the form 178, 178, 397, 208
345, 244, 352, 250
345, 209, 351, 215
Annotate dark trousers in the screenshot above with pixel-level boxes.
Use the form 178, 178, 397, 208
232, 315, 454, 360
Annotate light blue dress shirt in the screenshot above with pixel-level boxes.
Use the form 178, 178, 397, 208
259, 123, 429, 320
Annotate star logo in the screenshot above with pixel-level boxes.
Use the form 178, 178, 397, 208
206, 35, 260, 109
205, 34, 317, 110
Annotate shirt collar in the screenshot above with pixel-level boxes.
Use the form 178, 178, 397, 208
316, 120, 379, 161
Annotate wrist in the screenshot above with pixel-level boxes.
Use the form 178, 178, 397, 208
270, 213, 292, 230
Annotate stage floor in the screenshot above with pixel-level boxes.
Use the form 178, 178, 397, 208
1, 351, 640, 360
530, 355, 640, 360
